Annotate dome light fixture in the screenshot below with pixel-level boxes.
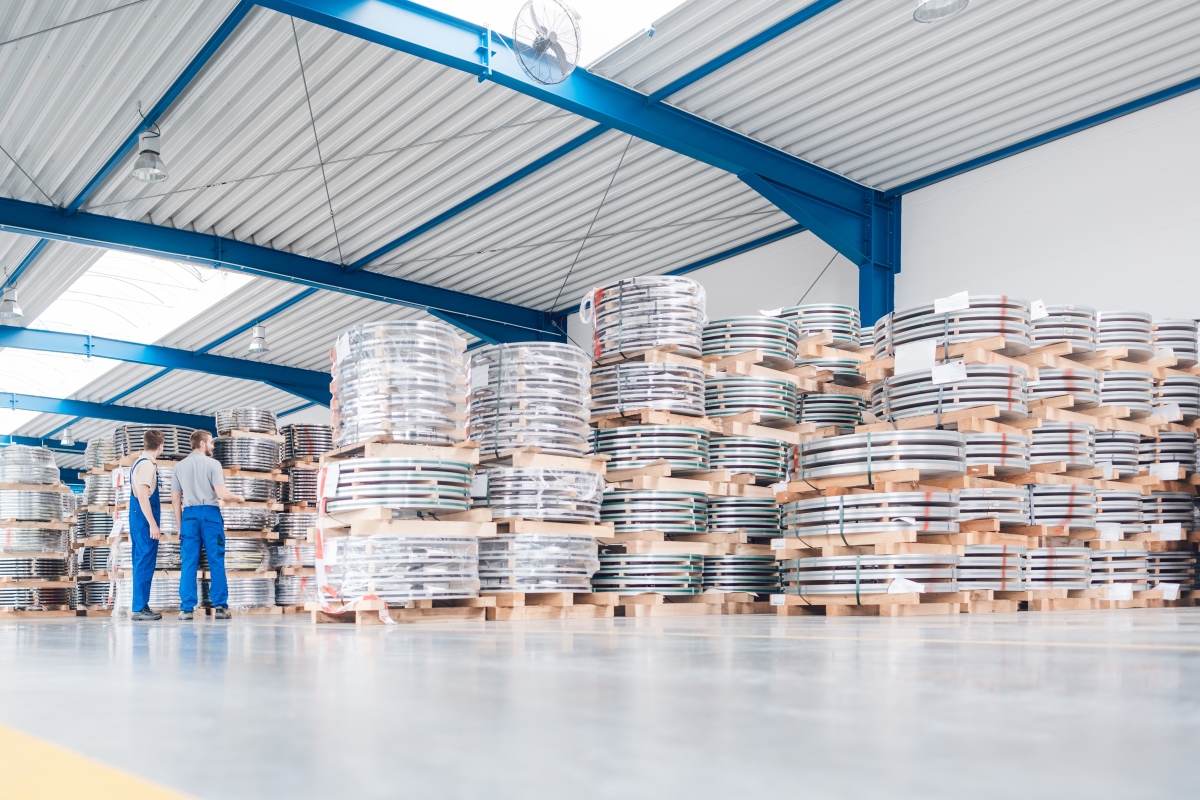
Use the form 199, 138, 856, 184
132, 128, 168, 183
60, 429, 75, 447
0, 287, 23, 321
248, 324, 269, 355
914, 0, 968, 23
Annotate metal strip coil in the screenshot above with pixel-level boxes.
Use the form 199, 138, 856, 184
600, 490, 707, 535
275, 574, 317, 605
269, 544, 315, 568
702, 317, 798, 365
0, 527, 69, 555
780, 304, 861, 349
1097, 311, 1154, 360
1031, 305, 1097, 355
215, 408, 277, 436
281, 424, 333, 460
871, 365, 1028, 421
590, 362, 705, 417
592, 553, 704, 594
318, 535, 480, 603
873, 295, 1032, 358
702, 555, 780, 593
0, 445, 59, 485
590, 276, 707, 359
793, 430, 966, 480
484, 468, 605, 523
796, 393, 864, 426
115, 425, 197, 458
276, 512, 317, 539
705, 376, 797, 421
706, 496, 781, 539
203, 577, 275, 608
964, 433, 1031, 475
706, 436, 786, 483
321, 457, 474, 516
479, 534, 599, 593
117, 542, 182, 570
213, 437, 281, 472
591, 425, 708, 472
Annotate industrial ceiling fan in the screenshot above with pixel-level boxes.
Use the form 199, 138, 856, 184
512, 0, 581, 85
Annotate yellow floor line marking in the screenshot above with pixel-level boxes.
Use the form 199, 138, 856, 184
0, 723, 191, 799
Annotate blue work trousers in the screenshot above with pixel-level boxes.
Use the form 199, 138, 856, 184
128, 457, 161, 612
179, 505, 226, 611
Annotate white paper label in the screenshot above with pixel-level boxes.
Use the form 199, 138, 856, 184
894, 516, 918, 528
334, 334, 351, 364
1096, 523, 1123, 542
770, 481, 789, 494
1151, 523, 1183, 541
888, 577, 926, 595
770, 594, 786, 606
1160, 583, 1181, 602
1029, 299, 1049, 321
469, 364, 490, 393
931, 359, 968, 386
317, 462, 340, 515
470, 471, 489, 499
1154, 402, 1183, 422
894, 339, 937, 376
933, 291, 970, 314
1105, 584, 1134, 601
759, 308, 784, 317
770, 538, 786, 550
1102, 464, 1118, 480
320, 538, 338, 566
1153, 346, 1175, 360
1149, 462, 1183, 481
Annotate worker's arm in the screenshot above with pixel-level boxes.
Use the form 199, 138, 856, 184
172, 490, 183, 530
133, 481, 161, 541
215, 483, 245, 503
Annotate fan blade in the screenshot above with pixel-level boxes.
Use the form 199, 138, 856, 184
528, 5, 548, 36
548, 39, 570, 74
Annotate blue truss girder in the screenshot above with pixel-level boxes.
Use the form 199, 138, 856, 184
3, 435, 86, 454
2, 239, 49, 291
1, 393, 216, 431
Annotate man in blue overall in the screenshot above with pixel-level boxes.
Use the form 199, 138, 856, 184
129, 429, 165, 622
172, 429, 244, 620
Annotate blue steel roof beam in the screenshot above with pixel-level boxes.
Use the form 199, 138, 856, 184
0, 198, 560, 343
2, 435, 87, 454
0, 393, 216, 431
1, 239, 49, 291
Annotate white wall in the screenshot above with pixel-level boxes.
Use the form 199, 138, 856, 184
900, 90, 1200, 318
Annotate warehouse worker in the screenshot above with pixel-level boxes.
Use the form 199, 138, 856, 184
129, 429, 165, 622
173, 429, 244, 620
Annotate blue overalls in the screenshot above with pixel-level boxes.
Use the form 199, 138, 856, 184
128, 457, 160, 612
179, 506, 227, 611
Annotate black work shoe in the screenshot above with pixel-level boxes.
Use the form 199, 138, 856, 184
131, 609, 162, 621
213, 606, 232, 620
178, 610, 193, 621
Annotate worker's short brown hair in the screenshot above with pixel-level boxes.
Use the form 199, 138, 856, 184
143, 429, 164, 451
190, 430, 212, 451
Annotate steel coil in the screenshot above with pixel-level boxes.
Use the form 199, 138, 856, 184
281, 424, 333, 460
707, 436, 786, 484
269, 544, 315, 568
1141, 491, 1193, 526
200, 537, 268, 571
702, 317, 798, 366
783, 491, 958, 537
1152, 319, 1198, 367
795, 356, 866, 385
963, 432, 1030, 475
1030, 305, 1097, 356
1095, 431, 1140, 477
203, 577, 275, 608
320, 457, 473, 516
1028, 367, 1099, 409
0, 445, 58, 485
705, 375, 797, 422
275, 574, 317, 605
468, 342, 591, 457
782, 553, 959, 595
1139, 432, 1197, 473
0, 489, 70, 522
1095, 490, 1146, 533
591, 425, 708, 472
1097, 310, 1153, 360
1099, 370, 1153, 413
1154, 375, 1200, 421
318, 535, 480, 603
872, 365, 1028, 421
859, 326, 874, 351
792, 430, 966, 480
213, 437, 281, 472
589, 276, 707, 359
114, 425, 197, 458
221, 507, 275, 531
0, 527, 69, 555
706, 496, 780, 540
484, 467, 604, 523
221, 475, 277, 504
600, 489, 706, 536
113, 507, 177, 536
282, 467, 317, 504
873, 295, 1032, 358
114, 464, 175, 507
276, 511, 317, 540
795, 393, 864, 427
1028, 485, 1096, 528
0, 556, 68, 578
79, 581, 115, 607
82, 473, 115, 506
0, 586, 73, 609
781, 304, 861, 349
1026, 547, 1092, 589
85, 436, 117, 469
478, 534, 599, 593
216, 408, 277, 436
957, 545, 1026, 590
1147, 551, 1196, 589
590, 362, 705, 417
592, 553, 703, 594
117, 542, 182, 570
1029, 422, 1094, 469
116, 576, 186, 609
1090, 549, 1149, 588
77, 546, 111, 572
702, 555, 780, 594
958, 488, 1029, 526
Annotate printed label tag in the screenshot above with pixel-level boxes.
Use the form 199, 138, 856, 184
1153, 346, 1175, 360
770, 538, 786, 550
1105, 584, 1133, 601
1096, 523, 1123, 542
334, 333, 351, 364
1029, 299, 1049, 321
894, 339, 937, 376
770, 594, 786, 606
1160, 583, 1181, 602
759, 308, 784, 317
1102, 464, 1118, 480
931, 359, 968, 385
1149, 462, 1183, 481
933, 291, 970, 314
1151, 523, 1183, 541
470, 471, 489, 499
888, 577, 925, 595
770, 481, 789, 494
1153, 403, 1182, 422
469, 364, 490, 393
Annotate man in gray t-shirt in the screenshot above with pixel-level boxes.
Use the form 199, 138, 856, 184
172, 430, 244, 620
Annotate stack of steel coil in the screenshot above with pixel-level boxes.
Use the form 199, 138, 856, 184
872, 365, 1028, 421
1030, 305, 1097, 355
1, 527, 71, 555
1026, 547, 1091, 589
957, 488, 1029, 526
79, 581, 115, 607
706, 496, 781, 540
216, 408, 278, 435
1152, 319, 1198, 366
1029, 422, 1094, 469
275, 574, 316, 605
282, 467, 317, 504
1095, 431, 1140, 478
1154, 375, 1200, 420
0, 587, 73, 609
202, 538, 268, 571
1141, 492, 1193, 526
1028, 367, 1100, 409
222, 507, 275, 531
115, 464, 175, 507
478, 534, 599, 593
1099, 370, 1153, 413
281, 424, 333, 461
84, 436, 117, 469
782, 554, 958, 596
319, 458, 473, 516
116, 576, 184, 609
77, 546, 111, 572
872, 295, 1032, 359
791, 430, 966, 481
590, 362, 705, 417
223, 475, 277, 504
588, 276, 707, 359
1095, 490, 1146, 534
592, 553, 703, 594
783, 492, 958, 539
957, 545, 1025, 590
591, 425, 708, 472
963, 433, 1030, 475
114, 425, 196, 458
705, 375, 797, 422
600, 490, 706, 536
269, 543, 315, 568
781, 304, 861, 349
79, 510, 113, 539
1147, 551, 1196, 589
0, 488, 71, 522
1028, 485, 1095, 528
1139, 432, 1197, 473
795, 393, 864, 427
0, 445, 58, 484
858, 326, 874, 351
113, 507, 177, 536
702, 317, 798, 366
332, 320, 465, 447
1090, 549, 1150, 590
484, 468, 604, 523
794, 355, 866, 385
82, 474, 115, 506
702, 555, 779, 594
318, 535, 480, 603
468, 343, 591, 457
203, 578, 274, 608
706, 437, 786, 484
213, 437, 281, 472
117, 542, 182, 570
276, 511, 317, 540
0, 557, 68, 579
1097, 311, 1154, 360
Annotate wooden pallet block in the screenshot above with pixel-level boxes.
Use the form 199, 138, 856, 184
318, 506, 496, 538
281, 457, 320, 469
483, 591, 617, 621
222, 467, 289, 482
0, 607, 77, 620
478, 447, 607, 475
306, 598, 489, 625
771, 528, 919, 557
861, 336, 1038, 383
205, 605, 284, 616
75, 607, 114, 616
226, 429, 286, 443
703, 349, 813, 386
712, 419, 805, 445
614, 593, 725, 617
772, 591, 962, 617
592, 345, 715, 373
591, 408, 722, 431
321, 437, 478, 464
493, 518, 614, 537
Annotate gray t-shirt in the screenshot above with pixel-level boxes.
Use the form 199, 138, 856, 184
171, 450, 224, 507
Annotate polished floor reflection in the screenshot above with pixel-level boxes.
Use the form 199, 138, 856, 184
1, 610, 1198, 799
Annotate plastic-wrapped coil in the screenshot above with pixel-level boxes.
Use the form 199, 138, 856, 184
80, 581, 116, 607
600, 490, 706, 536
591, 553, 703, 595
269, 543, 315, 568
1029, 422, 1094, 469
1028, 485, 1096, 528
780, 304, 861, 349
276, 511, 317, 540
282, 467, 317, 504
873, 295, 1032, 359
200, 537, 268, 571
113, 507, 178, 537
702, 555, 780, 594
319, 457, 473, 516
203, 577, 274, 608
0, 527, 68, 555
215, 408, 278, 436
1097, 311, 1153, 361
478, 534, 599, 593
706, 437, 786, 484
275, 574, 317, 605
1152, 319, 1198, 367
317, 535, 480, 603
1095, 431, 1140, 478
77, 546, 111, 572
0, 586, 73, 609
1139, 432, 1197, 473
1141, 492, 1193, 526
782, 492, 958, 538
957, 545, 1026, 590
116, 575, 186, 609
61, 492, 78, 520
795, 393, 864, 427
1099, 370, 1153, 414
0, 445, 58, 485
705, 375, 797, 422
468, 343, 591, 458
0, 557, 68, 578
1030, 305, 1097, 356
213, 437, 281, 472
590, 362, 705, 417
587, 276, 707, 359
117, 542, 181, 570
591, 425, 708, 472
1027, 367, 1099, 409
791, 430, 966, 481
281, 424, 333, 461
858, 326, 874, 351
1147, 551, 1197, 589
957, 488, 1029, 526
222, 475, 277, 504
1090, 549, 1150, 589
963, 432, 1030, 475
484, 468, 604, 523
82, 474, 115, 507
0, 489, 70, 522
85, 436, 117, 469
114, 425, 197, 458
706, 496, 780, 540
782, 553, 958, 596
332, 320, 465, 448
1154, 375, 1200, 421
872, 365, 1028, 421
1095, 490, 1146, 534
114, 465, 175, 507
221, 507, 275, 531
1026, 547, 1092, 589
702, 317, 798, 366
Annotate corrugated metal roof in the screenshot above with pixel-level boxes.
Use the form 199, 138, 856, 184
0, 234, 104, 323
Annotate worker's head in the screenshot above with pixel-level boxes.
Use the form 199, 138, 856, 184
143, 428, 164, 457
190, 429, 213, 456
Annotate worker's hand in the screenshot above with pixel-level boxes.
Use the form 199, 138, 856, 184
149, 522, 161, 541
236, 495, 246, 503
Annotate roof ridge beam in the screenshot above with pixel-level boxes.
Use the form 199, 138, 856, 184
0, 393, 217, 431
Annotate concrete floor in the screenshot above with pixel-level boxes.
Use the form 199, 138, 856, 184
1, 610, 1199, 799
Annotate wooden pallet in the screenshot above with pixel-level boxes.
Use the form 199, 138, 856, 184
318, 507, 496, 538
0, 606, 77, 620
591, 407, 721, 431
75, 607, 114, 616
592, 345, 715, 373
493, 518, 614, 537
222, 467, 288, 482
225, 429, 285, 443
321, 437, 478, 464
611, 593, 728, 617
861, 336, 1038, 383
306, 598, 488, 625
477, 447, 607, 475
204, 605, 283, 616
281, 457, 320, 468
772, 591, 963, 617
482, 591, 617, 621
